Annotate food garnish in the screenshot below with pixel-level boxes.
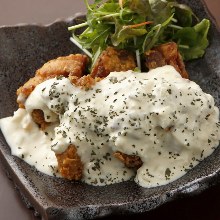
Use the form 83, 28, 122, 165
68, 0, 210, 69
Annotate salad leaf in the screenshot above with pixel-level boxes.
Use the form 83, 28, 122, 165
79, 23, 112, 53
174, 19, 210, 60
174, 7, 192, 27
68, 0, 210, 67
111, 20, 148, 47
142, 14, 174, 52
148, 0, 174, 24
127, 0, 151, 16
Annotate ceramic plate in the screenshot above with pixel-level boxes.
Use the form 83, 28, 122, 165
0, 0, 220, 219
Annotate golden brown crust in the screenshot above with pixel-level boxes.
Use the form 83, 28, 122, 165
145, 50, 167, 69
91, 47, 136, 78
56, 145, 83, 180
17, 76, 45, 108
113, 151, 143, 169
31, 75, 101, 131
17, 54, 89, 108
145, 42, 189, 79
69, 75, 102, 90
31, 109, 50, 130
36, 54, 88, 78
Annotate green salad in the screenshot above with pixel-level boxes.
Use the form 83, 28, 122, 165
68, 0, 210, 68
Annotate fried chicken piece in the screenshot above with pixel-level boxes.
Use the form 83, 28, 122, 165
56, 145, 83, 180
53, 75, 103, 181
17, 76, 45, 109
30, 75, 100, 130
145, 50, 167, 69
37, 54, 88, 78
114, 151, 143, 169
18, 46, 188, 180
17, 54, 89, 108
91, 47, 136, 78
145, 42, 189, 79
31, 109, 50, 130
69, 75, 102, 90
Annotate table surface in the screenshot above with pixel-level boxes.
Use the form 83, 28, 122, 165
0, 1, 219, 220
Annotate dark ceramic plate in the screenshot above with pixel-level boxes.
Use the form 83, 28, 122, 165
0, 0, 220, 219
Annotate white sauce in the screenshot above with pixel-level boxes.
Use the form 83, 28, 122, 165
1, 65, 220, 187
0, 109, 59, 176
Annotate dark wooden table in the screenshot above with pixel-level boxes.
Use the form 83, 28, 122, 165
0, 1, 219, 220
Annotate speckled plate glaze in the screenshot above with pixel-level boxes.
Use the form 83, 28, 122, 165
0, 0, 220, 219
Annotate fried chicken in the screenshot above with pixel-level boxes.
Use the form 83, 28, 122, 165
69, 75, 101, 90
16, 54, 89, 180
145, 50, 167, 69
17, 54, 89, 108
17, 44, 189, 180
90, 47, 136, 78
56, 145, 83, 180
31, 109, 50, 130
114, 151, 143, 169
145, 42, 189, 79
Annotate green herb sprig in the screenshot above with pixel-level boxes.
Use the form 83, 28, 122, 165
68, 0, 210, 69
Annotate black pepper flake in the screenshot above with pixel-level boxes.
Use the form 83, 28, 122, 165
165, 168, 171, 179
145, 169, 154, 178
167, 89, 172, 94
109, 77, 118, 84
189, 164, 193, 168
100, 178, 104, 183
74, 98, 79, 106
62, 131, 67, 138
205, 114, 210, 120
56, 75, 63, 80
201, 150, 204, 158
103, 153, 111, 160
91, 150, 96, 156
78, 110, 81, 116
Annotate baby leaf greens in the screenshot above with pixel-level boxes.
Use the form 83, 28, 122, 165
68, 0, 210, 67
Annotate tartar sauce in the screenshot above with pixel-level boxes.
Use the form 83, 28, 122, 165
0, 109, 59, 176
1, 65, 220, 187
